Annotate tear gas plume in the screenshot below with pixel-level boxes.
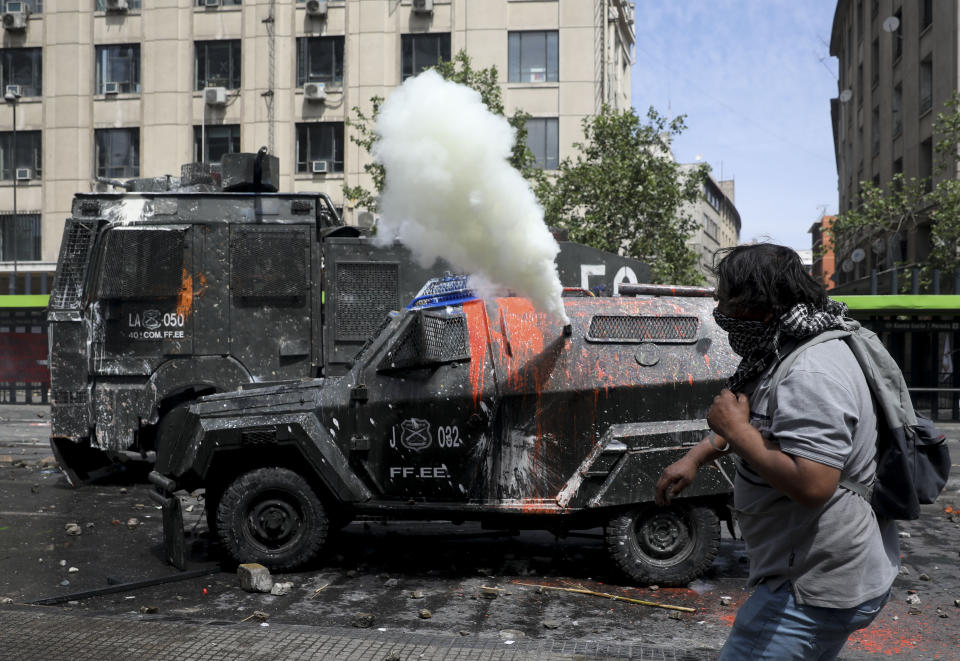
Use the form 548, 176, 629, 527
373, 70, 569, 324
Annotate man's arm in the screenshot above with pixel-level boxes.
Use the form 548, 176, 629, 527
708, 390, 840, 508
654, 435, 729, 506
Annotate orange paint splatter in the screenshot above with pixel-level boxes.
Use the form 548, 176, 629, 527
176, 269, 194, 320
463, 300, 489, 407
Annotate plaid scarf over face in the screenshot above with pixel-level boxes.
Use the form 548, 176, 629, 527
714, 299, 850, 393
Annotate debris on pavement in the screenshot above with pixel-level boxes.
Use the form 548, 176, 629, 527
310, 583, 330, 599
270, 581, 293, 596
719, 596, 733, 606
139, 606, 158, 615
240, 610, 269, 623
514, 582, 697, 614
410, 590, 425, 599
238, 563, 273, 593
64, 523, 81, 536
418, 609, 432, 619
352, 613, 375, 628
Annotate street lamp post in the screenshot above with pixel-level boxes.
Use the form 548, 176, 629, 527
4, 87, 20, 295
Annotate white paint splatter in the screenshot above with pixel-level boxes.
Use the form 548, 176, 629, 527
373, 70, 569, 324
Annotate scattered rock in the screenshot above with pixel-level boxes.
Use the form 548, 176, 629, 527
0, 597, 13, 604
719, 596, 733, 606
418, 609, 432, 619
85, 522, 95, 529
384, 654, 401, 661
126, 518, 139, 528
60, 580, 69, 587
270, 581, 293, 596
898, 566, 910, 575
238, 563, 273, 593
384, 578, 400, 588
139, 606, 158, 615
352, 612, 375, 628
669, 611, 684, 620
64, 523, 81, 536
919, 573, 931, 581
39, 456, 57, 468
954, 599, 960, 608
68, 567, 79, 573
458, 630, 471, 636
906, 594, 921, 605
649, 585, 660, 592
542, 619, 561, 629
59, 560, 66, 567
898, 531, 912, 539
410, 590, 425, 599
120, 488, 127, 494
936, 608, 949, 619
499, 629, 524, 639
480, 586, 502, 599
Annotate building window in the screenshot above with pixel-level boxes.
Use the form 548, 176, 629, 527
95, 44, 140, 95
194, 0, 241, 5
893, 9, 903, 61
871, 106, 880, 155
0, 48, 41, 98
0, 130, 40, 180
856, 62, 863, 104
892, 84, 902, 137
508, 31, 559, 83
296, 36, 344, 88
703, 214, 718, 241
870, 38, 879, 86
922, 0, 933, 30
919, 138, 933, 191
525, 117, 558, 170
95, 0, 140, 9
401, 33, 450, 81
95, 128, 139, 179
919, 56, 933, 114
10, 0, 41, 12
295, 123, 344, 173
193, 125, 240, 164
0, 212, 40, 261
195, 40, 241, 90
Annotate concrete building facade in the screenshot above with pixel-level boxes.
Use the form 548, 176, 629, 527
0, 0, 636, 294
829, 0, 953, 291
682, 166, 740, 286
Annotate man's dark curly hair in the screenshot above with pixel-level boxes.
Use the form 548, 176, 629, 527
713, 243, 827, 317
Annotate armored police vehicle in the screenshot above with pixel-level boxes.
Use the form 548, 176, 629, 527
47, 152, 650, 484
152, 278, 739, 586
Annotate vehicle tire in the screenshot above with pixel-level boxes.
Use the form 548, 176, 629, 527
604, 504, 720, 586
215, 467, 329, 571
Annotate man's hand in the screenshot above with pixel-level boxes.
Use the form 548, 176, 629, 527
707, 389, 752, 444
655, 456, 699, 506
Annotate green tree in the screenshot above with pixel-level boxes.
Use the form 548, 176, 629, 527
538, 106, 708, 285
343, 51, 543, 210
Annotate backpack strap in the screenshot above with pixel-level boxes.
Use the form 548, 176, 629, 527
764, 330, 872, 500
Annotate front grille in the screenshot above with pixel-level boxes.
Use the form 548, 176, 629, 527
421, 312, 469, 362
50, 220, 98, 310
335, 262, 399, 341
587, 315, 699, 343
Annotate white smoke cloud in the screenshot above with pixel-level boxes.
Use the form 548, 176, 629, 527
373, 70, 569, 324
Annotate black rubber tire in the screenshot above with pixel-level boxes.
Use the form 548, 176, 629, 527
215, 467, 329, 571
605, 504, 720, 586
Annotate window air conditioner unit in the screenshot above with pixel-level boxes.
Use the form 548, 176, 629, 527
105, 0, 129, 13
103, 81, 120, 95
2, 2, 29, 31
411, 0, 433, 14
311, 160, 328, 174
204, 86, 227, 106
304, 82, 326, 102
4, 84, 21, 98
305, 0, 327, 17
204, 0, 221, 7
15, 167, 32, 181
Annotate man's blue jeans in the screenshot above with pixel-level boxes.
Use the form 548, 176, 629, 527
717, 582, 890, 661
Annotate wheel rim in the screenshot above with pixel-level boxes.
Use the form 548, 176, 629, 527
631, 508, 696, 568
244, 490, 305, 553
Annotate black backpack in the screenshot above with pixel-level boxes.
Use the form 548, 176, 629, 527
767, 325, 951, 520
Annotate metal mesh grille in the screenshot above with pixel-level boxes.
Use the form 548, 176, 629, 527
421, 312, 469, 362
290, 199, 312, 215
50, 220, 98, 310
98, 229, 185, 299
241, 428, 276, 445
588, 315, 699, 343
335, 262, 399, 341
231, 229, 309, 297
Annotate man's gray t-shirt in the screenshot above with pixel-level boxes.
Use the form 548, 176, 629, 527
735, 337, 900, 608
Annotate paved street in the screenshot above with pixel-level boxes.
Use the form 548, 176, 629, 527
1, 404, 959, 659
